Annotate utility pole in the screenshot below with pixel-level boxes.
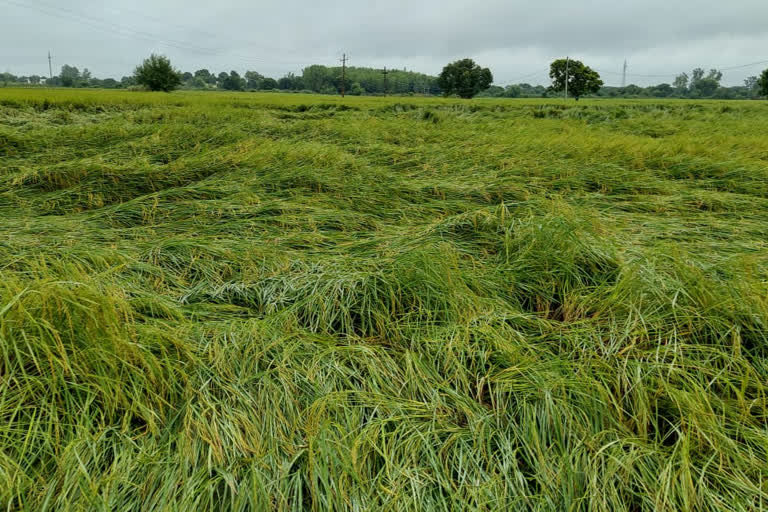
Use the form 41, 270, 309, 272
340, 53, 348, 97
564, 56, 570, 100
382, 66, 388, 95
622, 60, 627, 88
48, 51, 53, 81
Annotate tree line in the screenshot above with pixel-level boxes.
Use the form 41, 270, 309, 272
479, 66, 765, 100
0, 62, 439, 96
2, 56, 767, 100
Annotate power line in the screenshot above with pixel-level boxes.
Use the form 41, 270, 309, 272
5, 0, 219, 56
597, 59, 768, 81
719, 59, 768, 71
596, 68, 676, 78
39, 0, 280, 64
98, 4, 306, 65
497, 58, 768, 88
1, 0, 307, 71
495, 68, 550, 86
6, 0, 768, 85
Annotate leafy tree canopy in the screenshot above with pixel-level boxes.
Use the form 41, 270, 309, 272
133, 54, 182, 92
438, 59, 493, 99
688, 68, 722, 97
673, 73, 689, 91
549, 59, 603, 100
759, 69, 768, 98
60, 65, 80, 87
220, 71, 245, 91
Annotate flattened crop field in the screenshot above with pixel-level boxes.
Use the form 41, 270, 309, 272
1, 89, 767, 511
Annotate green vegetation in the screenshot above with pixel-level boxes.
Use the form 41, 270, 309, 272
1, 88, 767, 511
438, 59, 493, 98
59, 64, 92, 88
134, 54, 183, 92
2, 64, 440, 96
549, 59, 604, 100
759, 68, 768, 97
3, 62, 765, 100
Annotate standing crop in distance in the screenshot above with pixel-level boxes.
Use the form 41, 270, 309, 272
438, 59, 493, 99
549, 59, 603, 100
759, 69, 768, 98
134, 54, 182, 92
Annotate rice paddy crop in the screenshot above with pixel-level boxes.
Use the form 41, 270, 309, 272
1, 88, 767, 511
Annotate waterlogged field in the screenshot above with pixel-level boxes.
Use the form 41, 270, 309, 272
1, 88, 768, 511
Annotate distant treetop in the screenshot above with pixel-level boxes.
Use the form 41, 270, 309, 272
549, 59, 603, 100
133, 54, 182, 92
438, 59, 493, 99
759, 68, 768, 98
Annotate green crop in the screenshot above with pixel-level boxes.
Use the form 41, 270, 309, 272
1, 88, 767, 511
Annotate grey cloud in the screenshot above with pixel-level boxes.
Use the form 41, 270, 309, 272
2, 0, 767, 86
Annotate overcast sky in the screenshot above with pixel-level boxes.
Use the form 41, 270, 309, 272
3, 0, 768, 86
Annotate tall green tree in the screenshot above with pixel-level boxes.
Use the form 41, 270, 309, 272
691, 78, 719, 97
549, 59, 603, 100
60, 65, 80, 87
744, 76, 758, 92
220, 71, 245, 91
278, 73, 303, 90
649, 83, 674, 97
260, 77, 278, 90
0, 72, 18, 85
438, 59, 493, 98
302, 65, 332, 92
673, 73, 689, 93
503, 84, 522, 98
758, 69, 768, 98
688, 68, 722, 97
133, 54, 181, 92
81, 68, 92, 86
244, 71, 264, 90
194, 69, 215, 85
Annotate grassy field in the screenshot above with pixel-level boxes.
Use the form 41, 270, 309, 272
1, 88, 767, 511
